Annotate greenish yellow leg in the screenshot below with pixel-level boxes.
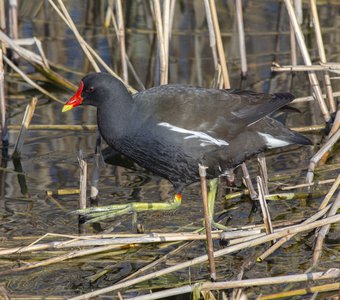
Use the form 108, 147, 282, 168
76, 194, 182, 223
207, 178, 230, 230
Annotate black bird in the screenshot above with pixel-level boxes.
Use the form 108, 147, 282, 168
63, 72, 311, 222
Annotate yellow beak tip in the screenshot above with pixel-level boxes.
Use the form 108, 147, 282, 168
62, 104, 73, 112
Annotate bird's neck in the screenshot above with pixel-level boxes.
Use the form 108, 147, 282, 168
97, 93, 137, 146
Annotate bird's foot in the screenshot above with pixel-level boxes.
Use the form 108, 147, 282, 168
75, 194, 182, 223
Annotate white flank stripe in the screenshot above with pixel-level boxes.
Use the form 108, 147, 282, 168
158, 122, 229, 147
258, 132, 290, 148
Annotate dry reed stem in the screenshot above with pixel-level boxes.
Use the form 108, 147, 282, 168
0, 31, 76, 91
292, 90, 340, 104
152, 0, 167, 84
306, 128, 340, 183
0, 230, 263, 256
0, 0, 5, 30
78, 150, 87, 210
0, 49, 7, 146
0, 122, 330, 133
290, 124, 326, 132
283, 0, 330, 122
12, 97, 38, 158
0, 244, 136, 276
281, 178, 335, 190
225, 190, 328, 201
312, 190, 340, 266
257, 153, 269, 194
257, 177, 274, 237
9, 0, 18, 40
318, 174, 340, 210
199, 164, 216, 281
46, 189, 80, 196
67, 215, 340, 300
257, 204, 331, 261
259, 282, 340, 300
162, 0, 170, 80
241, 163, 257, 200
2, 54, 62, 103
207, 0, 230, 88
235, 0, 247, 78
7, 124, 97, 131
90, 133, 101, 200
272, 63, 340, 72
104, 0, 114, 28
203, 0, 218, 67
309, 0, 336, 113
116, 0, 128, 82
328, 110, 340, 138
33, 37, 50, 70
127, 269, 340, 300
289, 15, 297, 65
117, 240, 196, 284
48, 0, 137, 94
50, 0, 100, 71
108, 2, 144, 89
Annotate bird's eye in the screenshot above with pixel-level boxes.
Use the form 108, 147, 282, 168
86, 87, 95, 93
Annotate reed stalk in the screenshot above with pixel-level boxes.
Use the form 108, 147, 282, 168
9, 0, 18, 64
283, 0, 330, 122
12, 97, 38, 158
292, 90, 340, 104
0, 30, 76, 91
0, 230, 262, 256
257, 177, 274, 237
0, 49, 7, 146
257, 153, 269, 194
0, 244, 135, 276
2, 54, 63, 103
162, 0, 170, 79
67, 215, 340, 300
281, 178, 335, 190
33, 37, 50, 70
199, 164, 216, 281
207, 0, 230, 88
260, 282, 340, 300
7, 124, 97, 131
312, 190, 340, 266
128, 270, 340, 300
235, 0, 247, 78
289, 21, 297, 66
309, 0, 336, 113
52, 0, 100, 71
327, 110, 340, 138
78, 150, 87, 210
46, 189, 80, 197
152, 0, 167, 85
203, 0, 218, 67
9, 121, 317, 134
0, 0, 5, 30
318, 174, 340, 210
241, 163, 257, 200
48, 0, 137, 94
90, 133, 101, 201
306, 128, 340, 183
116, 0, 128, 82
272, 63, 340, 72
257, 204, 331, 261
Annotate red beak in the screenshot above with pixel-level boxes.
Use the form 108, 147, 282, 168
62, 81, 84, 112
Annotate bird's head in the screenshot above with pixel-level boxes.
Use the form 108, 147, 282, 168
62, 72, 125, 112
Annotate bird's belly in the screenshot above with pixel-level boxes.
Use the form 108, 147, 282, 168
111, 137, 201, 185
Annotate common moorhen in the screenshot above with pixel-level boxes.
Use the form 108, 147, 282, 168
63, 72, 311, 222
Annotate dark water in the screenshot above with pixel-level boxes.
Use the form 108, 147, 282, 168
1, 1, 339, 299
